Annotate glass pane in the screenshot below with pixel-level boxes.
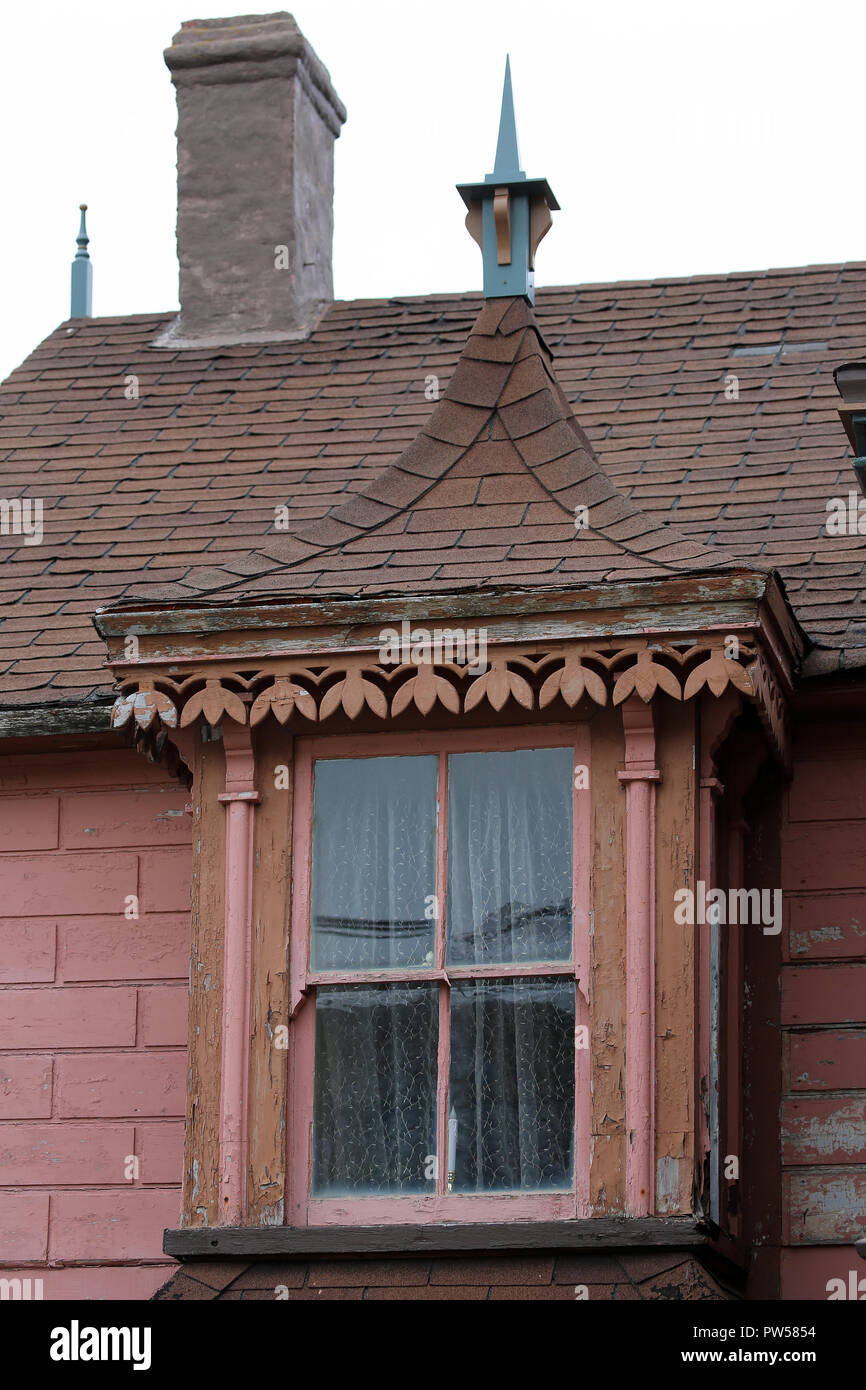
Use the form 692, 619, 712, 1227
448, 976, 575, 1193
311, 755, 437, 971
312, 982, 439, 1195
446, 747, 573, 965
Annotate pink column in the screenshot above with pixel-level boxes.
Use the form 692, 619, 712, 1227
618, 697, 660, 1216
217, 723, 260, 1226
699, 774, 724, 1224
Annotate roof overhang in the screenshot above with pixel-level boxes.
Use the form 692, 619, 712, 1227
94, 568, 801, 660
93, 568, 804, 772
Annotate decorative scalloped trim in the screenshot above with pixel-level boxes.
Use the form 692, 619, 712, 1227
109, 638, 788, 760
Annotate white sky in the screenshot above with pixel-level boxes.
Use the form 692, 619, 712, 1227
2, 0, 864, 382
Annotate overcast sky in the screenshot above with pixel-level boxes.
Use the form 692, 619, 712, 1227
2, 0, 864, 382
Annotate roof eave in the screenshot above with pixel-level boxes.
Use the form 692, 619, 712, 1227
94, 567, 804, 677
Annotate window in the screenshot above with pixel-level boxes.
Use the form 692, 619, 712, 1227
289, 726, 591, 1224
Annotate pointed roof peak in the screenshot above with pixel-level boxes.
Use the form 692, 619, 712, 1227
489, 56, 525, 184
204, 295, 734, 598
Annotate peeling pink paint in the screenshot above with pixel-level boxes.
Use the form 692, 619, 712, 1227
0, 749, 190, 1296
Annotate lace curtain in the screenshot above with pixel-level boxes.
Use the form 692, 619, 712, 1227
311, 748, 575, 1196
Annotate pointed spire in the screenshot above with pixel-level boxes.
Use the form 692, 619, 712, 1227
489, 56, 525, 183
70, 204, 92, 318
457, 60, 558, 304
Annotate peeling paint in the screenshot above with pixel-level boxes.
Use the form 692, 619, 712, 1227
791, 925, 844, 956
656, 1155, 681, 1214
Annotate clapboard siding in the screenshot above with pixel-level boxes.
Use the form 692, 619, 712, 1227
780, 721, 866, 1288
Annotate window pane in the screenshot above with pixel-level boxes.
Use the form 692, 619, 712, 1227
311, 755, 437, 971
312, 982, 439, 1195
448, 976, 574, 1193
446, 747, 573, 965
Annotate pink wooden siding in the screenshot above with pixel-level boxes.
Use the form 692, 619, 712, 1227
0, 746, 190, 1300
780, 720, 866, 1298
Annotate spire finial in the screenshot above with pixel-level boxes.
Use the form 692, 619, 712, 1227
70, 204, 92, 318
490, 56, 525, 183
457, 61, 558, 303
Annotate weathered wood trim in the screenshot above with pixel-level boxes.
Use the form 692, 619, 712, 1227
654, 697, 698, 1215
94, 570, 781, 642
105, 634, 790, 765
590, 705, 626, 1213
163, 1215, 708, 1259
182, 734, 226, 1227
246, 723, 293, 1225
698, 688, 742, 1225
0, 702, 112, 737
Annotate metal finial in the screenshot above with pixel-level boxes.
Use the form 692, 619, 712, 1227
456, 60, 558, 303
71, 204, 92, 318
489, 57, 525, 184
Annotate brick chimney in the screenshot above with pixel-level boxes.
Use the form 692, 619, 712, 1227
161, 12, 346, 347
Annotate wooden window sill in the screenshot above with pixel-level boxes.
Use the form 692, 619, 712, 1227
164, 1215, 709, 1260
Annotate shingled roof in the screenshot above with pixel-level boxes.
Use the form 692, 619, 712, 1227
1, 260, 864, 706
174, 294, 725, 601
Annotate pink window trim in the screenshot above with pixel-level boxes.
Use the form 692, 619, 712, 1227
287, 722, 591, 1227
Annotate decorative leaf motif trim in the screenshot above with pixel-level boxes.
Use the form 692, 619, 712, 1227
391, 663, 461, 717
613, 649, 682, 705
109, 634, 786, 773
465, 659, 533, 712
111, 686, 178, 731
319, 668, 387, 721
180, 679, 247, 728
539, 655, 607, 708
250, 678, 317, 726
684, 649, 755, 700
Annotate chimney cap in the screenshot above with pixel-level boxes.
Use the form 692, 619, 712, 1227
165, 12, 345, 133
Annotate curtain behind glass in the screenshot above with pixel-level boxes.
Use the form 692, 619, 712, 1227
449, 976, 575, 1191
447, 747, 575, 1192
313, 982, 439, 1195
311, 755, 437, 970
309, 746, 576, 1198
447, 747, 573, 965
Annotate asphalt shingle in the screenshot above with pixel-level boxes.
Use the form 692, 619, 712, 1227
1, 264, 864, 702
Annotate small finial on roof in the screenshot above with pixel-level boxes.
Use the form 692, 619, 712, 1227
490, 56, 525, 183
457, 59, 558, 304
70, 204, 92, 318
